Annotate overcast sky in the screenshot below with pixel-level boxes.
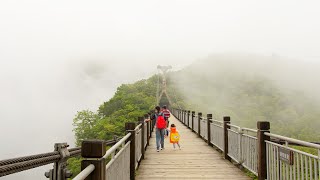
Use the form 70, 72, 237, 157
0, 0, 319, 179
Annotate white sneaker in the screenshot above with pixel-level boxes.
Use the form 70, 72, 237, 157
157, 149, 160, 152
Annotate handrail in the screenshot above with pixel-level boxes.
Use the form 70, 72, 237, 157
241, 127, 257, 133
212, 119, 223, 124
264, 132, 320, 149
102, 133, 132, 159
134, 123, 142, 131
72, 164, 95, 180
227, 123, 241, 129
266, 140, 319, 159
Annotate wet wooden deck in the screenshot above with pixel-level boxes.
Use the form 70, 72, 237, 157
136, 116, 250, 180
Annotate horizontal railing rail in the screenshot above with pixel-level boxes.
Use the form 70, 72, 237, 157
73, 164, 95, 180
265, 133, 320, 149
0, 139, 118, 178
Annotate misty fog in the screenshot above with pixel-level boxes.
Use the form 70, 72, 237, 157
0, 59, 192, 179
170, 53, 320, 143
190, 53, 320, 101
1, 0, 320, 179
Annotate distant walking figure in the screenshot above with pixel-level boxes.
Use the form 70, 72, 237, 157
168, 124, 181, 150
162, 105, 171, 128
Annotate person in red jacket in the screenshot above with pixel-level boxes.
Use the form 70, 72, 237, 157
145, 106, 166, 152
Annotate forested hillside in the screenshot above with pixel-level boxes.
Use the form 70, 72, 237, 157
68, 76, 158, 177
170, 54, 320, 141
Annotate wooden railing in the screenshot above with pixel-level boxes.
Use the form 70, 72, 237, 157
0, 114, 154, 180
73, 115, 153, 180
0, 140, 118, 179
172, 108, 320, 180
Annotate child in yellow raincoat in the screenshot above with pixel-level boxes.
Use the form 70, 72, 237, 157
168, 124, 181, 150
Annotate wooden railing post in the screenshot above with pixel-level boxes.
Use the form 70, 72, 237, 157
176, 109, 178, 119
207, 114, 212, 146
148, 112, 153, 138
81, 140, 106, 180
182, 110, 184, 124
187, 110, 190, 128
125, 122, 136, 180
198, 112, 202, 137
191, 111, 195, 132
223, 116, 231, 161
150, 119, 153, 138
183, 110, 186, 125
145, 114, 150, 146
151, 110, 156, 132
181, 110, 183, 123
175, 108, 177, 117
139, 117, 145, 160
257, 121, 270, 180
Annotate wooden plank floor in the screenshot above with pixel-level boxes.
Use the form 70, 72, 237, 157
136, 115, 251, 180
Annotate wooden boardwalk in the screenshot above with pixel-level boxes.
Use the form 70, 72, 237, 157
136, 116, 250, 180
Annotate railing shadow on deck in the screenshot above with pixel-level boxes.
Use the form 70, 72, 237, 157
171, 108, 320, 180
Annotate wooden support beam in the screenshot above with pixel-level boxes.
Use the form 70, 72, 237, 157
223, 116, 231, 161
187, 110, 191, 128
139, 117, 145, 160
198, 112, 202, 137
81, 140, 106, 180
207, 114, 212, 146
125, 122, 136, 180
192, 111, 195, 132
257, 121, 270, 180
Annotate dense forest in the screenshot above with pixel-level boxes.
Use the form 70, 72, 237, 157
171, 54, 320, 141
69, 54, 320, 177
68, 76, 159, 177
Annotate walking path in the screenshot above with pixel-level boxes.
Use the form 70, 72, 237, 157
136, 115, 250, 180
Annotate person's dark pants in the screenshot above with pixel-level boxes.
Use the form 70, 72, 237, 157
165, 117, 169, 128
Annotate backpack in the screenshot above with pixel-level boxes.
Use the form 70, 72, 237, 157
170, 127, 180, 143
170, 132, 180, 143
156, 114, 166, 129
